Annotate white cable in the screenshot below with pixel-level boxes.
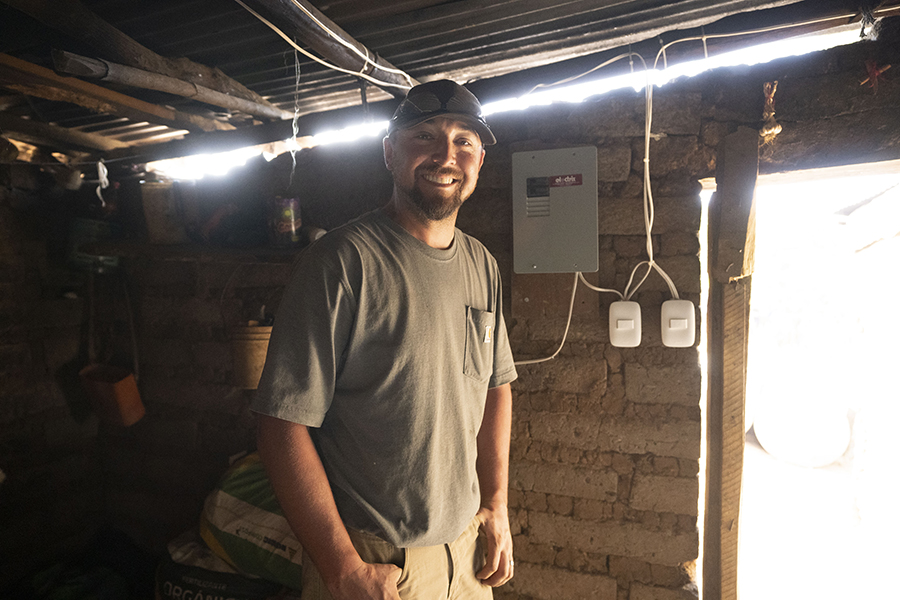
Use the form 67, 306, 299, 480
515, 6, 895, 353
532, 8, 885, 97
655, 263, 680, 298
578, 272, 624, 299
650, 9, 889, 69
526, 51, 646, 95
284, 0, 414, 82
630, 7, 881, 301
623, 261, 652, 301
514, 273, 579, 366
235, 0, 413, 90
643, 69, 654, 262
96, 158, 109, 207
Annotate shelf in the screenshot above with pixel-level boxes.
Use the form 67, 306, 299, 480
80, 240, 303, 263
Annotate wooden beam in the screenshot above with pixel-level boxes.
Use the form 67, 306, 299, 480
235, 0, 417, 97
101, 98, 398, 164
0, 94, 27, 111
0, 53, 233, 134
52, 50, 293, 122
704, 126, 758, 600
1, 0, 277, 110
102, 117, 293, 164
0, 113, 128, 153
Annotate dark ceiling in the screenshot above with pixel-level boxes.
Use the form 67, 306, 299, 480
0, 0, 894, 170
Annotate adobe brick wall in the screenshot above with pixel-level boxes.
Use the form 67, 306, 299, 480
1, 17, 898, 598
469, 87, 706, 600
0, 170, 104, 582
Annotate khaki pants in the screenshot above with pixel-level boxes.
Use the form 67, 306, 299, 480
300, 516, 493, 600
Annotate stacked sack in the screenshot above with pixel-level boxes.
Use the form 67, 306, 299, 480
200, 452, 305, 589
156, 452, 305, 599
157, 529, 285, 600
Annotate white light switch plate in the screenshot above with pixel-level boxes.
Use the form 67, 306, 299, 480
661, 299, 695, 347
609, 301, 641, 347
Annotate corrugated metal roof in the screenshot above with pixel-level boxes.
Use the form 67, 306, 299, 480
0, 0, 881, 163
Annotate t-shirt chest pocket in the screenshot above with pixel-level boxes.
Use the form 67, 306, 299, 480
464, 306, 495, 382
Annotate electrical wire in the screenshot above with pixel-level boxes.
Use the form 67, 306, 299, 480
513, 273, 580, 366
510, 3, 884, 360
515, 49, 669, 363
526, 52, 647, 95
651, 4, 900, 69
527, 5, 896, 96
234, 0, 413, 90
283, 0, 413, 81
577, 272, 623, 299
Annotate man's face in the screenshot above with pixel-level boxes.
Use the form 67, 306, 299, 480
384, 117, 485, 222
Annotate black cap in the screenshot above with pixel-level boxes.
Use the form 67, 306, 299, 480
388, 80, 496, 145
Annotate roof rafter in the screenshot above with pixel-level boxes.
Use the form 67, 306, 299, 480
0, 53, 233, 134
1, 0, 280, 110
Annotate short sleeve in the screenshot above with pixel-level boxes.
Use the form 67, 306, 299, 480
251, 246, 357, 426
488, 269, 517, 389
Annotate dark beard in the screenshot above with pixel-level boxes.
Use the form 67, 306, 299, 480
397, 166, 467, 222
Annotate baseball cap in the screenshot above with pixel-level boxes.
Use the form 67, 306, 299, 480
387, 79, 496, 145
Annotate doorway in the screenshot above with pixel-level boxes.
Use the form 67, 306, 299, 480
737, 163, 900, 600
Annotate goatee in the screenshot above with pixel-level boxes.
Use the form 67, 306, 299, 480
397, 166, 469, 222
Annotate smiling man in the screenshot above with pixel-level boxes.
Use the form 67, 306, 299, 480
252, 80, 518, 600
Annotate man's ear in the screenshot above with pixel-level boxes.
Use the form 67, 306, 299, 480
383, 135, 393, 171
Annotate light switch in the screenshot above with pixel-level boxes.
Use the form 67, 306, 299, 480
609, 301, 641, 347
661, 300, 695, 347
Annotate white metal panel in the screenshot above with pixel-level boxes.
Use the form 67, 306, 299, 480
512, 146, 598, 273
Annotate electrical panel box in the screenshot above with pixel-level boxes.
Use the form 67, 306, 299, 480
512, 146, 599, 274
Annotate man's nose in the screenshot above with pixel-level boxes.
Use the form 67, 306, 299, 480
430, 137, 456, 164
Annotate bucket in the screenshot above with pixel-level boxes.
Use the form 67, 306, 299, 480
230, 326, 273, 389
81, 271, 144, 427
79, 364, 146, 427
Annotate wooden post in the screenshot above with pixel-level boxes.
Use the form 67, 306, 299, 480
704, 126, 758, 600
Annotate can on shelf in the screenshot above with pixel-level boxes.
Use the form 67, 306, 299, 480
268, 196, 302, 247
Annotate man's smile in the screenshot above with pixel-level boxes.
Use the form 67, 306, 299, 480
419, 167, 464, 187
423, 173, 457, 185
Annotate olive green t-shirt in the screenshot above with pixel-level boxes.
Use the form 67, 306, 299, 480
252, 209, 517, 547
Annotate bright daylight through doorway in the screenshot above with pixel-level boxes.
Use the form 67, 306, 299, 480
737, 162, 900, 600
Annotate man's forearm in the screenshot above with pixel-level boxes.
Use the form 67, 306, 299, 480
256, 415, 364, 587
476, 383, 513, 508
474, 383, 515, 586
